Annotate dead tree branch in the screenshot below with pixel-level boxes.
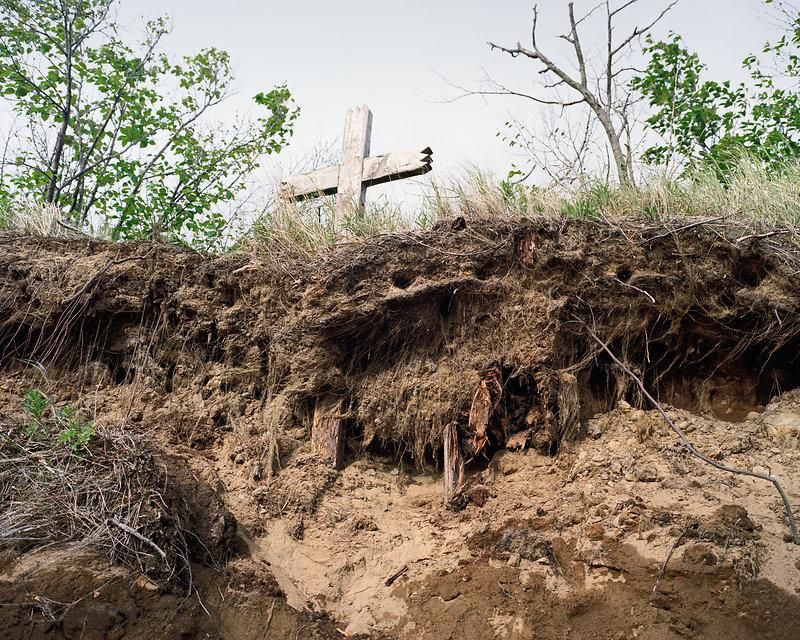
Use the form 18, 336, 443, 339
487, 1, 678, 185
576, 317, 799, 545
107, 517, 168, 561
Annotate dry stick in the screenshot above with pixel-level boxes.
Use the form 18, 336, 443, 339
735, 230, 791, 243
265, 600, 276, 631
613, 277, 655, 303
637, 216, 726, 245
577, 318, 799, 545
385, 564, 409, 587
652, 527, 687, 597
107, 517, 168, 561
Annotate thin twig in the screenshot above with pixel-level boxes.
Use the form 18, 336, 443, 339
638, 216, 726, 244
652, 527, 687, 596
735, 230, 791, 243
107, 517, 167, 561
265, 599, 276, 630
576, 317, 799, 545
613, 277, 655, 303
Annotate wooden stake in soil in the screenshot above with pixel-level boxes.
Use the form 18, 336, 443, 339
312, 395, 347, 470
280, 106, 433, 224
444, 422, 464, 505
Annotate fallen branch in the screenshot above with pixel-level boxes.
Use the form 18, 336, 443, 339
576, 317, 799, 545
107, 517, 168, 561
652, 528, 687, 597
638, 216, 726, 245
385, 564, 409, 587
735, 229, 791, 243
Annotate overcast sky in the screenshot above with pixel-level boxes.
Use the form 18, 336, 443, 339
27, 1, 790, 207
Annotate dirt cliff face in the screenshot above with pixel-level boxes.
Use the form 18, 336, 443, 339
1, 217, 799, 639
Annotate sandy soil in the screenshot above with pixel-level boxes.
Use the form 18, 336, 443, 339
256, 393, 800, 639
1, 221, 800, 638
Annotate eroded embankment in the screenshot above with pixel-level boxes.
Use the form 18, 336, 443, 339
1, 217, 800, 639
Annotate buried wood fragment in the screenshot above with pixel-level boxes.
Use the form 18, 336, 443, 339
385, 564, 409, 587
312, 395, 347, 470
516, 231, 537, 266
443, 422, 464, 505
467, 365, 504, 458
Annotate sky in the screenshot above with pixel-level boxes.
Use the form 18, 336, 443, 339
5, 0, 785, 211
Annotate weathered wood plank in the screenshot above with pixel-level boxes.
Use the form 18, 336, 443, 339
280, 147, 432, 201
362, 146, 432, 187
334, 105, 372, 218
279, 164, 339, 200
443, 422, 463, 505
312, 394, 346, 470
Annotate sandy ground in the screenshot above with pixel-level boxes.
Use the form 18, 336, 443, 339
255, 392, 800, 639
2, 223, 800, 638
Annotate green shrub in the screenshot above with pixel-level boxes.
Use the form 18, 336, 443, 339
22, 389, 49, 436
20, 389, 94, 452
55, 406, 95, 452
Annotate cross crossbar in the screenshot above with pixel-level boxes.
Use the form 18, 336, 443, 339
280, 146, 433, 201
279, 106, 433, 221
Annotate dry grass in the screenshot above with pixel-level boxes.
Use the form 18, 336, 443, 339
425, 163, 800, 226
0, 201, 80, 237
247, 161, 800, 262
4, 160, 800, 253
0, 417, 193, 584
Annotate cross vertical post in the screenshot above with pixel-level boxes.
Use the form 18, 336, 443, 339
334, 105, 373, 220
280, 106, 432, 230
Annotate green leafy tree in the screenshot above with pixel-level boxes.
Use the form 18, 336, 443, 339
0, 0, 298, 245
632, 1, 800, 178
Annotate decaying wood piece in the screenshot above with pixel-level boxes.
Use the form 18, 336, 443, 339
312, 394, 347, 470
468, 365, 504, 458
443, 422, 464, 505
516, 231, 537, 266
335, 105, 372, 219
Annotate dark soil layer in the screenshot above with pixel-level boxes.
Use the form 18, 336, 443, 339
1, 216, 799, 639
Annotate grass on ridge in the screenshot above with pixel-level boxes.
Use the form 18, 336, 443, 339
249, 161, 800, 261
5, 160, 800, 255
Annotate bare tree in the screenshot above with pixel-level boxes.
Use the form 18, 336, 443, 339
487, 1, 678, 185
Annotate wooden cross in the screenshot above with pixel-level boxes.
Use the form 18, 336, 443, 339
280, 105, 433, 221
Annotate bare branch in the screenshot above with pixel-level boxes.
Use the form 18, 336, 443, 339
566, 2, 589, 88
577, 317, 798, 546
611, 0, 679, 58
433, 69, 583, 107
